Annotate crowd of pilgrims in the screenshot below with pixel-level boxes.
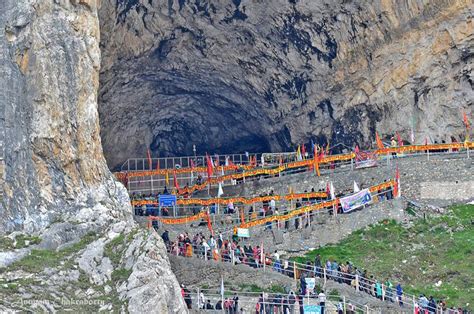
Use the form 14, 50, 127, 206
165, 230, 465, 314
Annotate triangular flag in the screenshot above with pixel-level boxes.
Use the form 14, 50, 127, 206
225, 156, 229, 166
355, 145, 360, 154
206, 153, 213, 180
165, 172, 169, 185
325, 142, 330, 155
190, 159, 195, 169
217, 183, 224, 197
296, 145, 302, 161
353, 181, 360, 193
375, 132, 384, 149
301, 144, 306, 160
156, 158, 160, 170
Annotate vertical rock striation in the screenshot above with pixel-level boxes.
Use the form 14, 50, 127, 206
98, 0, 473, 170
0, 0, 130, 232
0, 1, 186, 312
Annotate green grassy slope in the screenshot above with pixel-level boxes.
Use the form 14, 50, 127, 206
295, 205, 473, 308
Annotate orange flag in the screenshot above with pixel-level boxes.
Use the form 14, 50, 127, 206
147, 148, 152, 170
173, 171, 180, 190
376, 132, 384, 149
463, 111, 470, 129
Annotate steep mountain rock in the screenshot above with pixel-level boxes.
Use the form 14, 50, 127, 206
0, 0, 185, 311
98, 0, 473, 170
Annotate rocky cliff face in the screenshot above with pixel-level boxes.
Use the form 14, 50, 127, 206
98, 0, 473, 170
1, 0, 130, 232
0, 0, 185, 312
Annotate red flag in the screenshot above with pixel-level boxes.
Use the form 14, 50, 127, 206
156, 158, 160, 170
301, 144, 306, 159
147, 148, 152, 170
463, 111, 470, 129
326, 182, 330, 195
375, 132, 384, 149
206, 212, 214, 236
396, 132, 403, 147
173, 171, 180, 190
190, 159, 195, 169
394, 166, 400, 198
355, 145, 360, 154
206, 153, 213, 180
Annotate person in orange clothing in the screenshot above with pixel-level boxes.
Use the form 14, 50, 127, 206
185, 242, 193, 257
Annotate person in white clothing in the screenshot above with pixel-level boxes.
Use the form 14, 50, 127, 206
318, 290, 326, 314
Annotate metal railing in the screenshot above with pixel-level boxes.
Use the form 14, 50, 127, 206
146, 186, 395, 234
123, 144, 471, 196
186, 287, 370, 313
167, 240, 448, 313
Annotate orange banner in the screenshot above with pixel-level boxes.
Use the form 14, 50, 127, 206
118, 142, 473, 196
132, 192, 328, 207
145, 181, 395, 227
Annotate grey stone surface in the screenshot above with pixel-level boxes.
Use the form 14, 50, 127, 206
0, 0, 131, 234
0, 1, 186, 312
98, 0, 473, 170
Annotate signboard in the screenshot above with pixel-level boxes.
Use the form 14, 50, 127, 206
158, 195, 177, 207
355, 150, 377, 169
304, 278, 316, 294
303, 305, 322, 314
340, 189, 372, 213
236, 228, 250, 238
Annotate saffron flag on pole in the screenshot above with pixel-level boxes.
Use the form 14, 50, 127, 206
206, 153, 213, 181
301, 144, 306, 160
296, 145, 302, 161
173, 171, 180, 190
396, 132, 403, 147
394, 166, 399, 198
147, 148, 152, 170
165, 172, 169, 186
463, 111, 470, 129
375, 132, 384, 149
325, 141, 330, 155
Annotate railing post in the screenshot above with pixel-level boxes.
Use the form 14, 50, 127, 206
355, 275, 359, 291
343, 295, 346, 314
197, 288, 200, 309
365, 305, 369, 313
293, 262, 297, 281
382, 283, 385, 301
323, 267, 327, 284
